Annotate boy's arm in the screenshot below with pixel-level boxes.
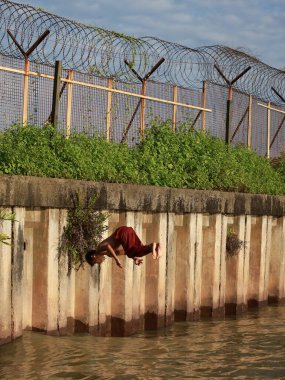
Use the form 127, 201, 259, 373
106, 244, 123, 268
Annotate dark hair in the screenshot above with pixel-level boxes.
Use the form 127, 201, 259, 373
85, 250, 96, 266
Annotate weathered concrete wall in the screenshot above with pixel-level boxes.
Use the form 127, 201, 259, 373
1, 175, 285, 345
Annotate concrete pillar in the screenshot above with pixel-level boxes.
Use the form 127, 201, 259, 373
212, 214, 227, 317
242, 215, 251, 307
11, 207, 25, 339
268, 217, 285, 302
165, 213, 176, 326
279, 217, 285, 301
259, 216, 272, 304
131, 212, 144, 332
74, 213, 109, 335
31, 209, 49, 331
74, 262, 90, 333
97, 259, 111, 336
97, 214, 112, 336
46, 209, 60, 335
186, 213, 203, 320
248, 216, 270, 306
115, 210, 148, 335
0, 212, 12, 345
174, 214, 187, 321
57, 209, 74, 334
225, 215, 249, 314
88, 264, 100, 335
22, 226, 33, 330
109, 212, 130, 336
144, 212, 167, 329
200, 214, 225, 317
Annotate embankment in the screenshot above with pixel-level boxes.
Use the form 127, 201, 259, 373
0, 175, 285, 344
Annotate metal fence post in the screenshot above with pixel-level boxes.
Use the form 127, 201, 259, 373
66, 69, 74, 138
172, 85, 178, 132
51, 60, 62, 128
106, 78, 113, 142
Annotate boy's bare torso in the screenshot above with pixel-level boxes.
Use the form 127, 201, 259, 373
97, 234, 125, 256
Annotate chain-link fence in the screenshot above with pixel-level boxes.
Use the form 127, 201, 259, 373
1, 53, 285, 157
1, 0, 285, 157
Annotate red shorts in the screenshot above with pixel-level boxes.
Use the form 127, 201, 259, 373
113, 226, 146, 258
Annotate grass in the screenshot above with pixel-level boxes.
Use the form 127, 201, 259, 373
0, 120, 284, 195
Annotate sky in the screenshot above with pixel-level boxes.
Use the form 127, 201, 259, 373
12, 0, 285, 70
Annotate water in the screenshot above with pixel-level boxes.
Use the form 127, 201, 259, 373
1, 305, 285, 379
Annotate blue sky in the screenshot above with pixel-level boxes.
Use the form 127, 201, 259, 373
12, 0, 285, 69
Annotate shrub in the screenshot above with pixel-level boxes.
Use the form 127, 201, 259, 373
59, 193, 108, 275
0, 121, 284, 195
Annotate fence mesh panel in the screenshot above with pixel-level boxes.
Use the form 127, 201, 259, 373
0, 54, 285, 157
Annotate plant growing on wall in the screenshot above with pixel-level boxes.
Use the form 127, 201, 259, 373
59, 193, 109, 275
0, 209, 16, 245
226, 227, 244, 258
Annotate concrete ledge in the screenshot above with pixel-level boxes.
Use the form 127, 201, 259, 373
0, 175, 285, 216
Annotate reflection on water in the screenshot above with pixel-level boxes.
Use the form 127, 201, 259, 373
1, 305, 285, 379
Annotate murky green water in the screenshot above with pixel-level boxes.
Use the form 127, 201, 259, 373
1, 305, 285, 379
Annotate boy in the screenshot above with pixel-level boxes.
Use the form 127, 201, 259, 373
85, 226, 161, 268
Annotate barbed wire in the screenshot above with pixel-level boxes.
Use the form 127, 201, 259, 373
0, 0, 284, 104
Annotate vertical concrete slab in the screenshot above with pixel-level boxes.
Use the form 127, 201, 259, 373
97, 214, 111, 336
212, 213, 226, 317
200, 214, 223, 317
259, 216, 271, 304
57, 209, 71, 334
31, 209, 49, 331
165, 213, 176, 326
144, 213, 167, 329
22, 226, 33, 330
225, 217, 238, 314
247, 216, 261, 306
268, 217, 283, 302
188, 213, 203, 320
88, 264, 100, 335
47, 209, 60, 335
123, 211, 135, 334
236, 215, 248, 313
174, 214, 187, 321
186, 213, 196, 319
0, 215, 12, 345
67, 269, 76, 332
156, 213, 167, 328
248, 216, 265, 306
110, 212, 129, 336
74, 264, 90, 332
11, 207, 25, 339
131, 212, 144, 332
213, 214, 227, 316
97, 259, 111, 336
242, 215, 251, 307
279, 217, 285, 301
225, 215, 247, 315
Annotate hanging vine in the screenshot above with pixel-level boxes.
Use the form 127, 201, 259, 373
59, 193, 109, 275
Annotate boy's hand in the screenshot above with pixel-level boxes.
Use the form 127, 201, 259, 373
116, 259, 123, 268
133, 257, 143, 266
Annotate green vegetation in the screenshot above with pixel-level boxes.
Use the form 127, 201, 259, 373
0, 120, 285, 195
0, 209, 16, 245
59, 193, 108, 274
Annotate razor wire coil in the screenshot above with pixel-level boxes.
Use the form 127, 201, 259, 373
0, 0, 284, 105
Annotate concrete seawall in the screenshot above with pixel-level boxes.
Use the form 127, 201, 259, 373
1, 175, 285, 344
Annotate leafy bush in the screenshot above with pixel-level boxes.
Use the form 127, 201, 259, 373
0, 209, 16, 245
59, 193, 108, 274
0, 122, 284, 195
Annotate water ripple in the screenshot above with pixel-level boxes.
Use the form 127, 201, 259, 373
0, 305, 285, 379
